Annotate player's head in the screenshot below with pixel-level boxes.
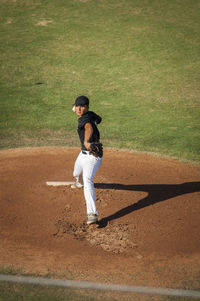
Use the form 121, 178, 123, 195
74, 95, 89, 116
75, 96, 89, 107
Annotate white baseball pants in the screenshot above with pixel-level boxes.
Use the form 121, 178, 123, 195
73, 151, 102, 215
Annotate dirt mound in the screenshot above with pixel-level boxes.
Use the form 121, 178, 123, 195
0, 147, 200, 288
54, 218, 135, 254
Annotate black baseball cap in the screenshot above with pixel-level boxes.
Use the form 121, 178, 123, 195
74, 96, 89, 106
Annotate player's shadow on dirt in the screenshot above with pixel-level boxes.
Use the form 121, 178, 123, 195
95, 181, 200, 228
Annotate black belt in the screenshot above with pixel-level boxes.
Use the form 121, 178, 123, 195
82, 151, 88, 155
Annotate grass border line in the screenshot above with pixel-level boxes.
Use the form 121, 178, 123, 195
0, 274, 200, 299
0, 145, 199, 166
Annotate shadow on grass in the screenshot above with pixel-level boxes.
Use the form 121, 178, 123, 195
94, 182, 200, 228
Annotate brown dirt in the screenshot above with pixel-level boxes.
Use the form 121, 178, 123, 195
0, 147, 200, 290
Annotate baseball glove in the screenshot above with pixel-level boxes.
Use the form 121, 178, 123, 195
89, 142, 103, 158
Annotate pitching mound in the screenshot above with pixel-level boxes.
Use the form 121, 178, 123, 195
0, 147, 200, 288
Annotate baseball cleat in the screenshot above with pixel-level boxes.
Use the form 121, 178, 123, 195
87, 213, 98, 225
71, 181, 83, 189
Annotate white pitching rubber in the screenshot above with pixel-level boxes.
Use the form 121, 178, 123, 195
46, 181, 75, 186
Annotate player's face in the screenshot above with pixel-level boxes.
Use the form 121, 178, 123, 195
75, 105, 88, 116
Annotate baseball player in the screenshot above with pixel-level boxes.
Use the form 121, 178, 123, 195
71, 96, 103, 225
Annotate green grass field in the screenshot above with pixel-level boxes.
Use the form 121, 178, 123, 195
0, 0, 199, 162
0, 278, 199, 301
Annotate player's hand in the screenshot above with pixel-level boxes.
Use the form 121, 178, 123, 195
89, 142, 103, 158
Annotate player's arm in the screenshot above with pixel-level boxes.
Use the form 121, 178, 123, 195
84, 123, 93, 150
90, 112, 102, 124
93, 113, 102, 124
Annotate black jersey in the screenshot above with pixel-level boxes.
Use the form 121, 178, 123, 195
77, 111, 102, 151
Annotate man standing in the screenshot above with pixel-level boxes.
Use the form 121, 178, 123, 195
71, 96, 103, 225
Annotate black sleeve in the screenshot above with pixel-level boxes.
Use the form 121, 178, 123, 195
88, 111, 102, 124
78, 114, 90, 129
78, 111, 102, 129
